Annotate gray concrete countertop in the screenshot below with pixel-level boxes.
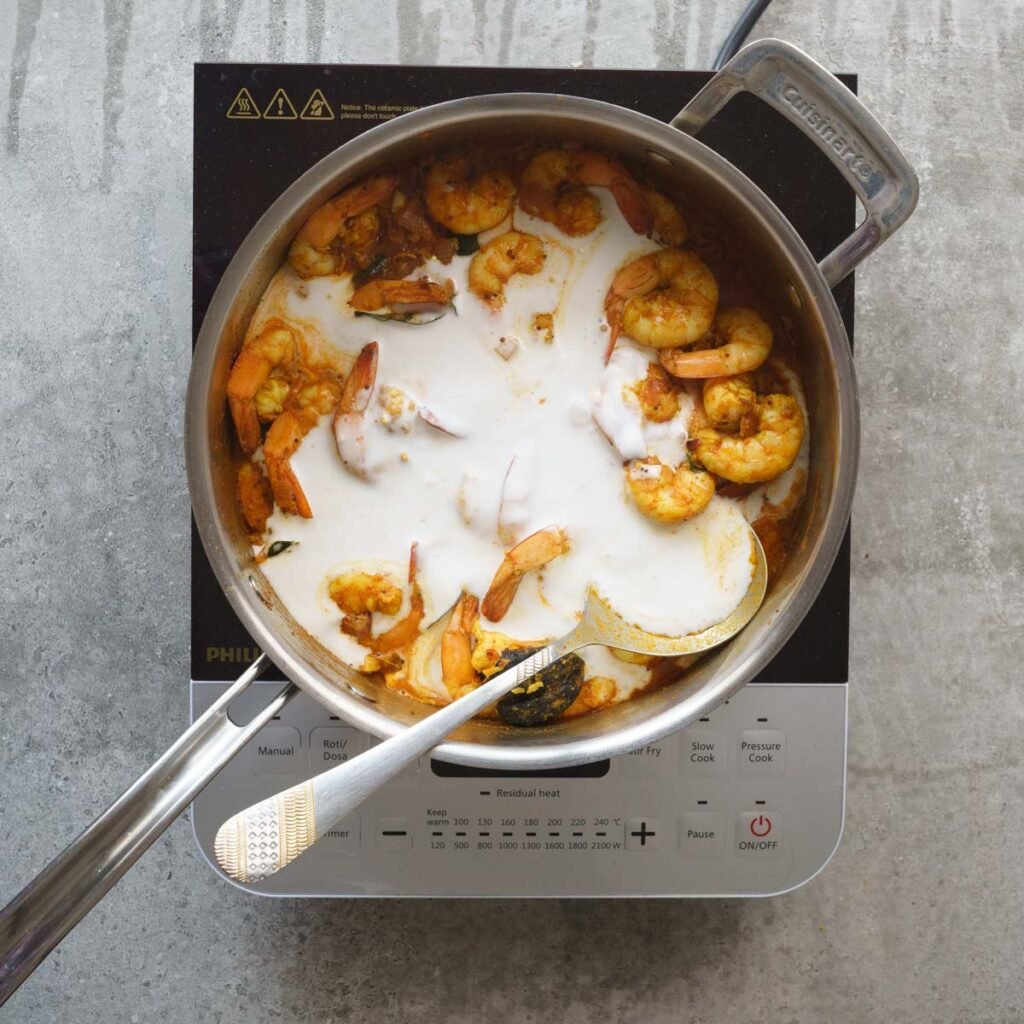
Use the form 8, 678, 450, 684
1, 1, 1021, 1021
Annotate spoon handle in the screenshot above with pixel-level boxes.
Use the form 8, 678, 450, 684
214, 635, 581, 883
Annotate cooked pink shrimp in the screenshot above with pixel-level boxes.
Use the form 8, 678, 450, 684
226, 324, 299, 455
604, 248, 718, 359
263, 410, 312, 518
660, 308, 772, 378
349, 277, 454, 313
333, 341, 378, 479
519, 149, 652, 237
288, 175, 398, 278
481, 525, 570, 622
468, 231, 546, 309
691, 392, 804, 485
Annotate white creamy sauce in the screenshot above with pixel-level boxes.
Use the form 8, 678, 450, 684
253, 195, 783, 703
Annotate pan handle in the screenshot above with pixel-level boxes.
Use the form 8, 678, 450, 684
0, 654, 298, 1006
671, 38, 919, 288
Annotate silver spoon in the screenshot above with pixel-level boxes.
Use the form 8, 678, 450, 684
214, 532, 768, 883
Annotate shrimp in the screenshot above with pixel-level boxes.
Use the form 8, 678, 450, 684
468, 231, 546, 310
441, 592, 481, 699
644, 188, 688, 246
562, 675, 617, 717
701, 373, 758, 432
366, 544, 424, 655
424, 151, 517, 235
481, 525, 570, 622
334, 341, 378, 480
632, 363, 680, 423
226, 325, 298, 454
691, 392, 804, 485
519, 149, 652, 237
625, 455, 715, 524
349, 277, 454, 313
604, 248, 718, 358
328, 571, 404, 616
237, 460, 274, 537
660, 308, 772, 379
288, 174, 398, 278
263, 410, 313, 518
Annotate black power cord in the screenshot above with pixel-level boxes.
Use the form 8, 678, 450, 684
713, 0, 774, 69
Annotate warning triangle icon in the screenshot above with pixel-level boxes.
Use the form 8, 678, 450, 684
300, 88, 335, 121
263, 88, 298, 120
226, 87, 260, 119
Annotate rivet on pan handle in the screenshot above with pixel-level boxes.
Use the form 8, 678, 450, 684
672, 38, 919, 288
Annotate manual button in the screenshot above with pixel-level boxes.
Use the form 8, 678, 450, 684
248, 725, 302, 775
735, 811, 783, 856
737, 729, 786, 777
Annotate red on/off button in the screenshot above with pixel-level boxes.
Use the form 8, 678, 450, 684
736, 812, 783, 857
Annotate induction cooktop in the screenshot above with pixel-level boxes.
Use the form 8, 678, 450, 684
190, 62, 852, 897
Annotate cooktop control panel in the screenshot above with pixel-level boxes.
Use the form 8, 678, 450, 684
190, 682, 845, 897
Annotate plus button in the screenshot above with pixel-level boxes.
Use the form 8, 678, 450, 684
625, 818, 661, 850
632, 822, 656, 845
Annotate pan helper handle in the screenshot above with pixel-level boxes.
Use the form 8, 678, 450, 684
671, 38, 919, 288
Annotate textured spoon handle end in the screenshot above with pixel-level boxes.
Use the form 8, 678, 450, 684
214, 780, 317, 883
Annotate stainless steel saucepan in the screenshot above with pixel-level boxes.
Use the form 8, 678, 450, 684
0, 40, 917, 1003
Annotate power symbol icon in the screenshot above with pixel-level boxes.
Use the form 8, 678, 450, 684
750, 815, 772, 837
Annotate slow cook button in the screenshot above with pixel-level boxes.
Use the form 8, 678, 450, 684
679, 728, 725, 776
737, 729, 786, 777
736, 812, 783, 856
309, 727, 363, 771
248, 725, 302, 775
679, 812, 726, 856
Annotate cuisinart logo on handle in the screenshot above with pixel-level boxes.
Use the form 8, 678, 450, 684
778, 81, 876, 182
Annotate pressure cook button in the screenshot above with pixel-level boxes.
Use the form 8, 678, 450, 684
248, 725, 302, 775
377, 816, 412, 851
309, 727, 363, 772
737, 729, 786, 777
620, 743, 672, 776
321, 814, 361, 855
736, 812, 783, 856
679, 812, 726, 856
679, 728, 726, 777
624, 818, 661, 850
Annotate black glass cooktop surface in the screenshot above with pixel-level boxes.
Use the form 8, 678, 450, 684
192, 63, 854, 684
